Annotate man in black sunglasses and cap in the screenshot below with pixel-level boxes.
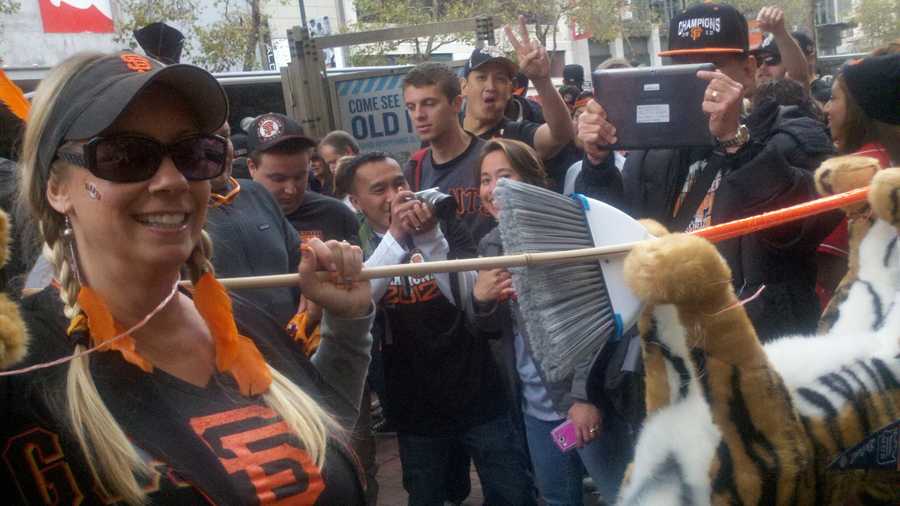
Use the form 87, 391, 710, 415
246, 113, 359, 246
751, 6, 810, 91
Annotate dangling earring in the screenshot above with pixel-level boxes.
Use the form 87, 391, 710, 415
62, 216, 83, 286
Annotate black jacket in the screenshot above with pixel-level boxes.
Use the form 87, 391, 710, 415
575, 104, 841, 341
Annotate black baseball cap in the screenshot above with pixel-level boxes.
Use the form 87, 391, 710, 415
37, 51, 227, 181
246, 113, 317, 154
231, 132, 249, 158
512, 72, 529, 95
750, 33, 781, 59
843, 54, 900, 125
792, 31, 815, 57
563, 64, 585, 86
660, 3, 749, 57
133, 22, 185, 64
463, 47, 518, 78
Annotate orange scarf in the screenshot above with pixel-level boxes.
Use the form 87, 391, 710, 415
72, 273, 272, 396
209, 177, 242, 207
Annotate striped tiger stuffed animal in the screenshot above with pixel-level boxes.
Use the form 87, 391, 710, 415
617, 167, 900, 506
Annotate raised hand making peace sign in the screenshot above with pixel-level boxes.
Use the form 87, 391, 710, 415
504, 15, 550, 81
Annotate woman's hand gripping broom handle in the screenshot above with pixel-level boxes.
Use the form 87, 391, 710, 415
193, 187, 869, 290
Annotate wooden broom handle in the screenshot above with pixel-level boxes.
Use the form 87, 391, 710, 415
184, 241, 643, 290
693, 186, 868, 242
190, 186, 869, 290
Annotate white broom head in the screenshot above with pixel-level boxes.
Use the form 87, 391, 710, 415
494, 178, 651, 382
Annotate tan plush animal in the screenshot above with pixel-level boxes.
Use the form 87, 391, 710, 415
816, 155, 883, 331
617, 163, 900, 505
0, 208, 28, 368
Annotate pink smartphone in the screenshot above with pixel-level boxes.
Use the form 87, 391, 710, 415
551, 419, 578, 452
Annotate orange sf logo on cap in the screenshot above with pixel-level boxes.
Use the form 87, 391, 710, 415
690, 26, 703, 41
121, 54, 152, 73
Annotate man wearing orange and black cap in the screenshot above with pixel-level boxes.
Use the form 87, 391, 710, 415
247, 113, 359, 246
576, 3, 839, 342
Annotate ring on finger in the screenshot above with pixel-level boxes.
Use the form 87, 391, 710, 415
711, 90, 719, 100
589, 426, 598, 434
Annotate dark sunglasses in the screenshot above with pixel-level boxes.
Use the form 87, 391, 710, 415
757, 54, 782, 67
57, 134, 228, 183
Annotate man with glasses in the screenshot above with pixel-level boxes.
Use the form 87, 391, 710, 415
751, 6, 811, 90
576, 3, 839, 342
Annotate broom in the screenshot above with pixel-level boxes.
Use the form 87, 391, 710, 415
200, 184, 866, 381
493, 179, 865, 382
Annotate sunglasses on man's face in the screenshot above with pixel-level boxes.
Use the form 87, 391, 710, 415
58, 134, 228, 183
757, 54, 782, 67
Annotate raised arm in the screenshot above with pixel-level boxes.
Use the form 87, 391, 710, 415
757, 6, 810, 86
506, 16, 575, 159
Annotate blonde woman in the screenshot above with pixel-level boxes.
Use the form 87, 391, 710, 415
2, 52, 373, 505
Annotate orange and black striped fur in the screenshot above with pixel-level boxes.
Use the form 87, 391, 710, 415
617, 166, 900, 505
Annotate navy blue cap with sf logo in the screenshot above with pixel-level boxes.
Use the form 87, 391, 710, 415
246, 113, 317, 154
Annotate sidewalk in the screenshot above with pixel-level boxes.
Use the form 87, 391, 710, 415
374, 434, 484, 506
373, 434, 605, 505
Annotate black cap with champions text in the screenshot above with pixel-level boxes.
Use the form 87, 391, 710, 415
659, 3, 749, 57
246, 113, 318, 154
463, 47, 518, 78
37, 51, 227, 181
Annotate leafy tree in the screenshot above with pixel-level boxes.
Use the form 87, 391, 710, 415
0, 0, 18, 15
113, 0, 199, 57
116, 0, 284, 72
194, 0, 268, 72
0, 0, 22, 59
350, 0, 490, 64
572, 0, 813, 47
854, 0, 900, 50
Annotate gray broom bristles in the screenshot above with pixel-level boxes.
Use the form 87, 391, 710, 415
495, 178, 616, 383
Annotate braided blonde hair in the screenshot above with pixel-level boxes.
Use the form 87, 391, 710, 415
19, 53, 338, 504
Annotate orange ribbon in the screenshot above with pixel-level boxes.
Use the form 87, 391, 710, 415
209, 177, 242, 207
76, 287, 153, 372
75, 273, 272, 396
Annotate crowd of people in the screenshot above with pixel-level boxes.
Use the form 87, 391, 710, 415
0, 3, 898, 505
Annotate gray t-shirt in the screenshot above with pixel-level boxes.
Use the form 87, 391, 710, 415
406, 135, 495, 243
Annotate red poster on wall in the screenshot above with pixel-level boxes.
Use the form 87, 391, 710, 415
38, 0, 115, 33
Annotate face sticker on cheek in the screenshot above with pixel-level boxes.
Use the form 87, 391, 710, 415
84, 181, 101, 201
